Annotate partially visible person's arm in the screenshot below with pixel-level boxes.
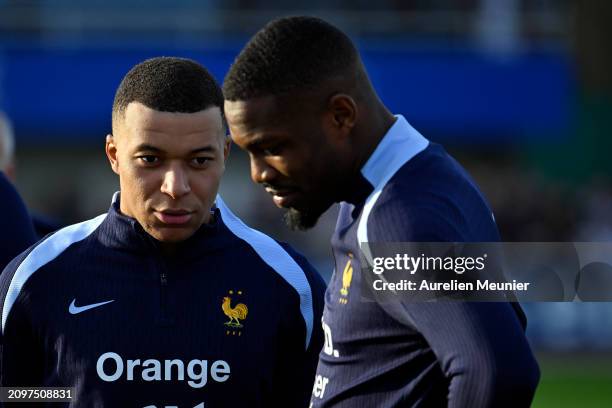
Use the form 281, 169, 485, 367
0, 173, 36, 269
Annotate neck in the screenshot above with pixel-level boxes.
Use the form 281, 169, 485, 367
345, 102, 395, 195
332, 103, 394, 205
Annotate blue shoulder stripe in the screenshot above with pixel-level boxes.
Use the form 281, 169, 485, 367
215, 195, 314, 350
1, 214, 107, 333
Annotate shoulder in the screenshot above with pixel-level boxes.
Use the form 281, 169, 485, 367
366, 199, 464, 242
0, 175, 35, 241
363, 171, 465, 242
0, 173, 28, 213
219, 213, 326, 300
277, 243, 326, 296
216, 196, 324, 290
0, 174, 37, 267
362, 145, 498, 242
216, 196, 325, 349
0, 214, 107, 333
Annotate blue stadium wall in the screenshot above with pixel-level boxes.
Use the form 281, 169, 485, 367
0, 38, 574, 144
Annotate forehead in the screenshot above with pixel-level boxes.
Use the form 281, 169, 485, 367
224, 95, 288, 133
118, 102, 224, 147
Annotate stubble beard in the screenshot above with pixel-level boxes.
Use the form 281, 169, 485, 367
282, 192, 336, 231
282, 208, 323, 231
281, 170, 341, 231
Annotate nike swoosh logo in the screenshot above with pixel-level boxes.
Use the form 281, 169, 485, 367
69, 298, 115, 315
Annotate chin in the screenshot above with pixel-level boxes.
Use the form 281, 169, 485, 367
283, 209, 321, 231
283, 197, 333, 231
150, 228, 196, 244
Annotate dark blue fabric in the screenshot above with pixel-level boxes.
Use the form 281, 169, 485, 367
0, 173, 36, 270
311, 143, 539, 407
31, 213, 64, 239
0, 199, 325, 408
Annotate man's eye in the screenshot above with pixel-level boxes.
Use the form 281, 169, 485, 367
138, 156, 159, 164
192, 157, 211, 166
263, 146, 282, 156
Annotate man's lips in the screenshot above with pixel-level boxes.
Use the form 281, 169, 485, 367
153, 209, 194, 225
265, 187, 300, 208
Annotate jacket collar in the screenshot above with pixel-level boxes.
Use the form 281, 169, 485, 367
98, 192, 233, 258
361, 114, 429, 189
343, 115, 430, 209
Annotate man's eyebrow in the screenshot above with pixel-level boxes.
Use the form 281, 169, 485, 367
190, 145, 218, 154
242, 134, 278, 150
133, 144, 217, 154
133, 144, 163, 153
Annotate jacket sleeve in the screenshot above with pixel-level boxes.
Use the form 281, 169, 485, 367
0, 252, 45, 391
273, 244, 326, 407
391, 301, 540, 407
368, 202, 540, 407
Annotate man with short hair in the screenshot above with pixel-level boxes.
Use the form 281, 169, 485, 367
0, 57, 325, 407
224, 16, 540, 407
0, 112, 37, 268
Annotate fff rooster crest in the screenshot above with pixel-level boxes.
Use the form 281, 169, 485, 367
222, 290, 248, 336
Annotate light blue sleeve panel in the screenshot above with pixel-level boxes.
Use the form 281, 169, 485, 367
215, 195, 314, 350
2, 214, 107, 333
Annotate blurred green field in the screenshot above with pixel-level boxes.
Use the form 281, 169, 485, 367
532, 353, 612, 408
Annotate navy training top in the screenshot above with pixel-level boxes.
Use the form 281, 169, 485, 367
310, 116, 540, 408
1, 194, 326, 408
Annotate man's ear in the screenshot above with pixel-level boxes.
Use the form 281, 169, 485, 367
105, 134, 120, 175
327, 93, 357, 138
223, 136, 231, 161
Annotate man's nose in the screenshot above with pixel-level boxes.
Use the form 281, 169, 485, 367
250, 155, 277, 184
161, 163, 191, 199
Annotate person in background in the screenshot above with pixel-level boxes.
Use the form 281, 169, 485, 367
0, 171, 36, 269
0, 111, 16, 181
0, 111, 62, 237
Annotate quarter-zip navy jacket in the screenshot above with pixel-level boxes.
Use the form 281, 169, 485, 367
310, 116, 539, 407
0, 194, 325, 408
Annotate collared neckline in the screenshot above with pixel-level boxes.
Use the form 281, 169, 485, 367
355, 115, 429, 244
360, 114, 429, 190
101, 192, 227, 258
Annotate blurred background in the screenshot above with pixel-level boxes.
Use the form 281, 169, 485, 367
0, 0, 610, 406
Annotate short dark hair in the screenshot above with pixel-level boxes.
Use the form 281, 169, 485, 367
113, 57, 224, 126
223, 16, 359, 101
